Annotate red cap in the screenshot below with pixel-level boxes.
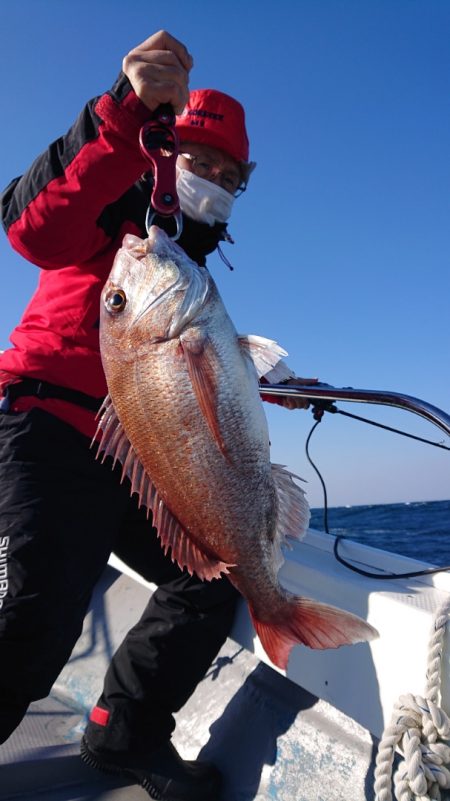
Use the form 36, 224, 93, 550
176, 89, 250, 164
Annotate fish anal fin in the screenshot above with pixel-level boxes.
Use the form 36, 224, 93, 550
180, 330, 228, 458
160, 520, 235, 581
250, 600, 379, 669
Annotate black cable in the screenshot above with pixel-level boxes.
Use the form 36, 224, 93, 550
333, 536, 450, 579
305, 418, 330, 535
305, 403, 450, 580
335, 408, 450, 451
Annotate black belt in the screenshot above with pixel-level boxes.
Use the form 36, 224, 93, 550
0, 378, 104, 413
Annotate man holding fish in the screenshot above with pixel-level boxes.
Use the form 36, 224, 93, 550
0, 30, 375, 801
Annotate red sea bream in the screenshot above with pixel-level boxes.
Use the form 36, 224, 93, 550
97, 226, 377, 669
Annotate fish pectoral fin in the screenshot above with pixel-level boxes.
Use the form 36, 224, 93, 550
272, 463, 310, 552
180, 330, 228, 458
238, 334, 295, 382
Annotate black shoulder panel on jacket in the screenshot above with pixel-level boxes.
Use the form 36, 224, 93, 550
1, 98, 103, 232
109, 71, 134, 103
96, 174, 227, 267
96, 176, 148, 240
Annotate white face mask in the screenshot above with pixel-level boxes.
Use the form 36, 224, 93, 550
176, 168, 235, 227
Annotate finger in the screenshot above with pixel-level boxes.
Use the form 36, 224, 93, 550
122, 56, 190, 113
148, 84, 189, 114
289, 377, 318, 385
123, 55, 189, 87
134, 81, 189, 114
130, 82, 189, 114
130, 30, 194, 72
286, 398, 310, 410
127, 49, 187, 68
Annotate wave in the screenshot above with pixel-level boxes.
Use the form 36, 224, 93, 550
309, 499, 450, 564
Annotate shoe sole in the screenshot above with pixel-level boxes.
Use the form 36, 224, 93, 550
80, 736, 163, 799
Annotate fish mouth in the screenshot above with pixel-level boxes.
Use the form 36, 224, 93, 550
147, 225, 188, 262
121, 227, 187, 263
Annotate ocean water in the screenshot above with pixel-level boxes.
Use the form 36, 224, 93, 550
309, 499, 450, 566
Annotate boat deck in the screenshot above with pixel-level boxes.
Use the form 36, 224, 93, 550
3, 528, 448, 801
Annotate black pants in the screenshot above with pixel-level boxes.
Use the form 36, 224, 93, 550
0, 408, 238, 748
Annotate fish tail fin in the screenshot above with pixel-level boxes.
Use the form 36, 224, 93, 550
249, 598, 378, 669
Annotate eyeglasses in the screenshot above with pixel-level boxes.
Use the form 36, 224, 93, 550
179, 153, 246, 197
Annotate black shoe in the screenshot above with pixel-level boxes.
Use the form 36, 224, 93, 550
80, 734, 221, 801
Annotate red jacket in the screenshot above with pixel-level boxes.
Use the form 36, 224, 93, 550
0, 74, 226, 438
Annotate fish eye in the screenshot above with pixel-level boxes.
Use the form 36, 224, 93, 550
105, 287, 127, 314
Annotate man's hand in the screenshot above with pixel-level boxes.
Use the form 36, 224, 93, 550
261, 377, 319, 410
278, 377, 319, 410
122, 30, 194, 114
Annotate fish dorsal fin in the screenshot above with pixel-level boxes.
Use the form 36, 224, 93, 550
93, 395, 233, 580
238, 335, 295, 382
270, 463, 310, 571
180, 330, 228, 458
94, 395, 132, 471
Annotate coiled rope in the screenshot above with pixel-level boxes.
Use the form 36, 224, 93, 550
374, 598, 450, 801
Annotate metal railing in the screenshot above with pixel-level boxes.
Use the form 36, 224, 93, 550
259, 383, 450, 439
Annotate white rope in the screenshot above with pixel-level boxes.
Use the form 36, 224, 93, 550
374, 598, 450, 801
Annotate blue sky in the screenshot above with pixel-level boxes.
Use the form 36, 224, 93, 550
0, 0, 448, 507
